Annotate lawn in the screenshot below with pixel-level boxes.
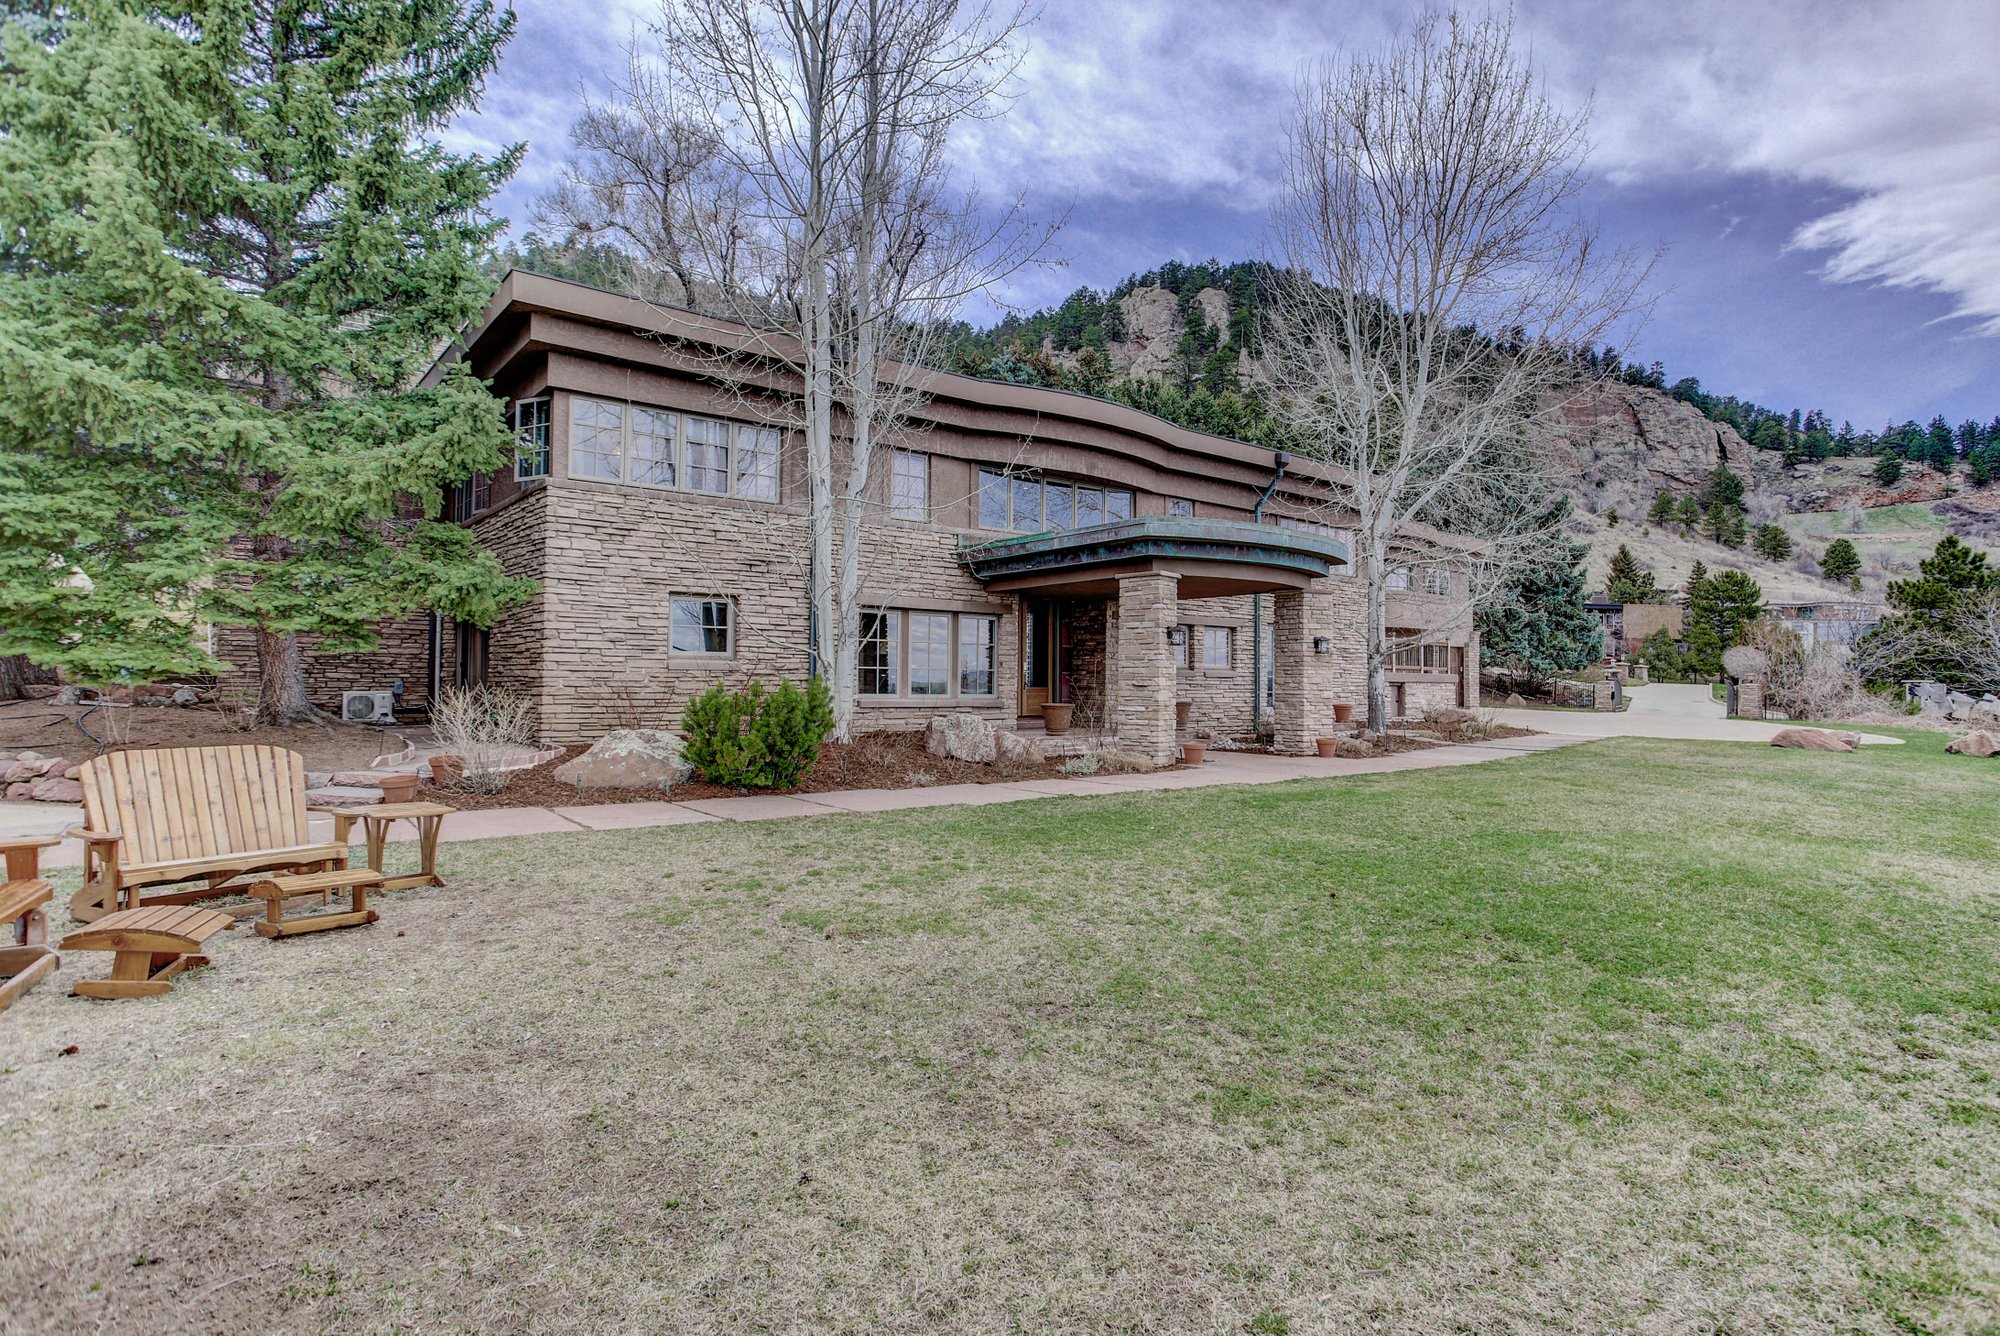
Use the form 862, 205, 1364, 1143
4, 731, 1998, 1333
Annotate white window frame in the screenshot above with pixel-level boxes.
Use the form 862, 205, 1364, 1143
857, 608, 1000, 700
1199, 625, 1232, 670
976, 469, 1134, 533
669, 596, 734, 657
736, 425, 780, 500
1167, 498, 1195, 518
568, 397, 626, 482
890, 450, 930, 521
627, 406, 678, 488
1422, 567, 1451, 597
562, 395, 780, 503
1385, 566, 1412, 591
514, 398, 551, 481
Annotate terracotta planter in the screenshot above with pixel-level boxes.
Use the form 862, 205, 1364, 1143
1332, 703, 1355, 723
1040, 702, 1075, 735
377, 772, 420, 804
1175, 700, 1192, 730
1315, 737, 1341, 758
428, 754, 464, 785
1180, 741, 1206, 765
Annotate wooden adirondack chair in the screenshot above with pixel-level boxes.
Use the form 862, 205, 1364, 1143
67, 746, 351, 924
0, 835, 61, 1013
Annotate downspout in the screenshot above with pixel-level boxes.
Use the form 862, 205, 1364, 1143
1249, 449, 1291, 732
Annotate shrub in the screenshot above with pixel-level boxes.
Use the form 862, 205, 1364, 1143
682, 678, 834, 789
430, 684, 538, 794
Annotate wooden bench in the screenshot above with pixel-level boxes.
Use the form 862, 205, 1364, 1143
59, 905, 236, 999
67, 745, 352, 923
0, 836, 61, 1014
248, 867, 384, 938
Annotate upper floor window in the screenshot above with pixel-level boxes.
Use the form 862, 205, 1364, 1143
977, 469, 1133, 532
890, 450, 929, 520
1273, 516, 1357, 577
565, 395, 780, 503
1168, 498, 1195, 518
1385, 566, 1412, 591
515, 399, 551, 480
1422, 567, 1452, 597
449, 471, 490, 522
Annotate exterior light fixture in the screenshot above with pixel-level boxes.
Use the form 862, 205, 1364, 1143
1166, 626, 1188, 647
1312, 636, 1331, 654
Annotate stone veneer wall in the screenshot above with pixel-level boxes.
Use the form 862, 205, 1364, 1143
1113, 572, 1181, 764
465, 489, 552, 713
212, 613, 435, 715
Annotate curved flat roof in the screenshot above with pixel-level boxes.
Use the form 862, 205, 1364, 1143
959, 516, 1348, 599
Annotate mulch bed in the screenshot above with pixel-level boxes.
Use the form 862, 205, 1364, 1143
425, 730, 1079, 811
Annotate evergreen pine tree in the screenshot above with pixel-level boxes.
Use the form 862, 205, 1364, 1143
1818, 538, 1861, 586
1673, 496, 1702, 531
1647, 493, 1675, 525
1605, 545, 1662, 603
1752, 523, 1793, 561
1874, 454, 1905, 487
0, 1, 534, 716
1684, 570, 1764, 677
1684, 559, 1709, 599
1475, 536, 1604, 676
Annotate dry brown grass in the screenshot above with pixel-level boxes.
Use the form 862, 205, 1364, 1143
3, 731, 1995, 1332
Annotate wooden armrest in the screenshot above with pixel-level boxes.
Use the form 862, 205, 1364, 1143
65, 827, 122, 844
0, 836, 61, 852
307, 806, 364, 817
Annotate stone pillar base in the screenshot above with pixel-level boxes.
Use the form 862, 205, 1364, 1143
1114, 572, 1180, 766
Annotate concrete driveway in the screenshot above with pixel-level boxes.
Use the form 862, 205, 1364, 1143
1489, 682, 1903, 745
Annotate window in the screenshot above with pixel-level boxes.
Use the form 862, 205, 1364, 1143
1168, 498, 1195, 518
515, 398, 551, 480
859, 609, 998, 699
685, 416, 731, 493
1385, 566, 1411, 590
736, 426, 780, 500
890, 450, 929, 520
978, 470, 1133, 531
670, 597, 732, 655
1389, 634, 1459, 671
1423, 567, 1451, 597
449, 472, 489, 522
859, 611, 901, 696
1200, 625, 1232, 669
908, 613, 952, 696
629, 407, 677, 487
569, 397, 624, 480
958, 616, 995, 696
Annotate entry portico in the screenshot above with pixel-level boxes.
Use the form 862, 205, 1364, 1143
960, 518, 1352, 764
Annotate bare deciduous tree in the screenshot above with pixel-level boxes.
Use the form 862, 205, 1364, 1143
550, 0, 1051, 739
1263, 12, 1652, 731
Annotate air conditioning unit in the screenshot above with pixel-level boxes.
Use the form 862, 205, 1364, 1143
341, 690, 398, 725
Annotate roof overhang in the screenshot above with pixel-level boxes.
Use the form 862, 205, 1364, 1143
960, 517, 1348, 599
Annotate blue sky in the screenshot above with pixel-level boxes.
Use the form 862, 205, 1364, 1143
447, 0, 2000, 429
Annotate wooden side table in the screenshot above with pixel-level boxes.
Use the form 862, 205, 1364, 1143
326, 801, 457, 891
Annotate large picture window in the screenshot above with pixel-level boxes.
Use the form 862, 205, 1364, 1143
564, 395, 780, 503
859, 609, 999, 700
977, 469, 1133, 532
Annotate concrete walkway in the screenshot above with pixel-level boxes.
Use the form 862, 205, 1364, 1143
1489, 682, 1904, 746
3, 733, 1588, 872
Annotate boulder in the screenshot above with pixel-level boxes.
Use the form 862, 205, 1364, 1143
27, 776, 82, 802
171, 686, 199, 706
994, 731, 1044, 767
1945, 730, 1999, 758
924, 713, 998, 764
1769, 727, 1859, 753
552, 728, 693, 790
55, 685, 86, 706
329, 770, 389, 789
4, 782, 29, 801
3, 755, 61, 783
1504, 692, 1526, 707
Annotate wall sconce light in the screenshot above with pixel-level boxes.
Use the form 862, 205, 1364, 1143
1312, 636, 1331, 654
1166, 625, 1188, 647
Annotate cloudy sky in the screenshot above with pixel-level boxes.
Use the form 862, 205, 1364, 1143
448, 0, 2000, 428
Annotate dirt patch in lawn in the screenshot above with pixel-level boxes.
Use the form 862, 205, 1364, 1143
0, 699, 408, 771
428, 728, 1102, 810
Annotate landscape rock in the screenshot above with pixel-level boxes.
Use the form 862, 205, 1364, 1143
1945, 730, 1999, 757
3, 755, 61, 783
329, 770, 389, 789
1334, 737, 1376, 758
171, 686, 199, 706
1504, 692, 1526, 707
994, 731, 1045, 767
4, 782, 29, 801
924, 713, 998, 764
55, 685, 86, 705
552, 728, 693, 790
27, 776, 82, 802
1769, 727, 1859, 753
303, 786, 383, 808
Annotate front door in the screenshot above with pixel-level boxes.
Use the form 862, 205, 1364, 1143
1019, 600, 1061, 715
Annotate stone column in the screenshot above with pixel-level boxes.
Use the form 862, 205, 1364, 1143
1734, 678, 1764, 719
1114, 571, 1180, 766
1270, 587, 1338, 755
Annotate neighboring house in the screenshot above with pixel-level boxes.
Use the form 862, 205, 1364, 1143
1764, 601, 1881, 652
217, 272, 1480, 761
1586, 599, 1682, 662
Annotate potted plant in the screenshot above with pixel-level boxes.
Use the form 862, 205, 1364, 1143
1175, 700, 1192, 730
377, 772, 420, 803
1315, 737, 1341, 758
1332, 703, 1355, 723
428, 754, 464, 785
1040, 702, 1074, 735
1180, 740, 1207, 765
